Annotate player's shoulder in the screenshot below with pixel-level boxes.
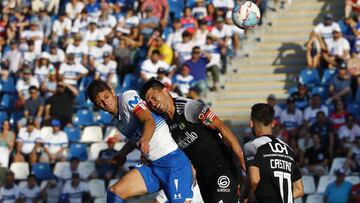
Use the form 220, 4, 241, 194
175, 97, 203, 113
244, 136, 272, 157
120, 90, 140, 101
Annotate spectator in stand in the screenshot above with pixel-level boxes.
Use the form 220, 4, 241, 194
58, 53, 88, 87
304, 134, 329, 176
73, 9, 90, 35
309, 111, 334, 157
139, 6, 160, 40
266, 94, 282, 121
88, 35, 113, 71
345, 0, 360, 18
23, 40, 39, 69
61, 173, 91, 203
351, 182, 360, 203
41, 119, 68, 163
279, 97, 303, 135
172, 64, 195, 96
330, 99, 348, 131
180, 7, 198, 34
339, 114, 360, 145
149, 36, 173, 65
345, 135, 360, 173
40, 71, 58, 99
166, 19, 184, 49
52, 12, 72, 43
291, 83, 311, 111
306, 32, 322, 68
304, 94, 329, 127
338, 16, 360, 52
14, 119, 43, 164
313, 14, 341, 45
48, 43, 66, 68
195, 20, 209, 46
84, 20, 104, 47
184, 46, 211, 94
141, 0, 169, 28
19, 174, 41, 203
58, 157, 88, 181
66, 34, 89, 67
174, 31, 195, 65
0, 121, 15, 168
34, 52, 55, 84
113, 38, 133, 83
18, 86, 45, 129
140, 49, 170, 82
120, 26, 144, 49
21, 20, 43, 54
85, 0, 101, 19
324, 168, 353, 203
115, 8, 140, 35
16, 68, 40, 103
65, 0, 84, 21
97, 3, 117, 37
42, 177, 62, 203
34, 9, 52, 39
44, 81, 78, 126
328, 60, 353, 103
94, 52, 118, 88
95, 137, 118, 186
322, 28, 351, 68
0, 171, 19, 203
156, 68, 172, 89
2, 40, 22, 75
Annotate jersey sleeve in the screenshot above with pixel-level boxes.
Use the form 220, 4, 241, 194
244, 142, 262, 168
122, 90, 147, 116
184, 98, 217, 126
292, 162, 302, 182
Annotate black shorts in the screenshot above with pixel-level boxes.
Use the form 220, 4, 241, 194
197, 167, 240, 203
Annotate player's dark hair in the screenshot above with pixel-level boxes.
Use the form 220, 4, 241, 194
140, 78, 165, 99
87, 80, 112, 105
251, 103, 274, 126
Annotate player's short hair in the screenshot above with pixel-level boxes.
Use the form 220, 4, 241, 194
87, 80, 112, 105
251, 103, 274, 126
140, 78, 165, 99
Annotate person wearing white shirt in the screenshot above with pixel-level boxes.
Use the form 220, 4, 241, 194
49, 44, 66, 66
88, 36, 113, 68
41, 120, 68, 163
61, 173, 91, 203
194, 21, 209, 46
166, 19, 184, 48
313, 14, 341, 45
66, 34, 89, 66
52, 13, 72, 40
21, 22, 44, 54
116, 8, 140, 34
73, 10, 90, 34
23, 41, 39, 68
16, 68, 40, 100
34, 52, 55, 84
174, 31, 196, 65
19, 175, 41, 203
59, 54, 89, 86
338, 114, 360, 143
323, 29, 351, 67
304, 95, 329, 126
280, 98, 304, 131
95, 53, 118, 88
97, 5, 117, 36
65, 0, 84, 20
172, 64, 195, 96
140, 50, 170, 82
267, 94, 282, 120
210, 17, 233, 47
84, 21, 104, 47
0, 171, 20, 203
58, 157, 88, 180
13, 119, 43, 164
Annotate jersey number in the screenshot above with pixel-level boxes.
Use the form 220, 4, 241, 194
274, 171, 293, 203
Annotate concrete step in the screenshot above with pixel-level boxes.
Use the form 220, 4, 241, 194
235, 56, 306, 66
289, 1, 343, 10
254, 42, 306, 51
213, 89, 288, 100
267, 26, 314, 34
273, 18, 317, 26
226, 73, 297, 82
278, 10, 343, 19
224, 81, 295, 91
262, 34, 309, 43
212, 98, 267, 108
233, 65, 302, 74
249, 49, 305, 58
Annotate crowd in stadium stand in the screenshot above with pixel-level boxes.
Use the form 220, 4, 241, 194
246, 2, 360, 202
0, 0, 276, 202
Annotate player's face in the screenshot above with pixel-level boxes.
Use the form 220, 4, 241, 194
144, 88, 168, 113
95, 90, 118, 115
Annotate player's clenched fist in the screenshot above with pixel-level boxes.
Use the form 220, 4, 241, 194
111, 152, 127, 167
139, 137, 150, 155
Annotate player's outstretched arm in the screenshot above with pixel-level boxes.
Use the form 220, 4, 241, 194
135, 109, 156, 155
292, 179, 304, 199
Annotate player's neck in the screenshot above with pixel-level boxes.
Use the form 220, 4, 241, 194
166, 98, 176, 119
255, 129, 273, 138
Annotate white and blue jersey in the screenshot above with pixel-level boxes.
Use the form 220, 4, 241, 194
112, 90, 193, 202
0, 184, 20, 203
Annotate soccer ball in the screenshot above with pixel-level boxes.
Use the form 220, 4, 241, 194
232, 1, 261, 30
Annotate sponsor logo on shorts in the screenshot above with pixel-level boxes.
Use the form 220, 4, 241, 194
217, 176, 230, 193
174, 193, 182, 200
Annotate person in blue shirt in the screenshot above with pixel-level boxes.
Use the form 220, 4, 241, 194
96, 137, 119, 186
338, 16, 360, 53
324, 168, 353, 203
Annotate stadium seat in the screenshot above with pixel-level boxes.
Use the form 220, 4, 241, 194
1, 76, 16, 94
54, 161, 70, 178
89, 142, 108, 161
302, 175, 316, 194
31, 163, 52, 180
104, 126, 126, 141
317, 175, 336, 194
0, 147, 10, 167
345, 176, 360, 185
94, 197, 106, 203
73, 109, 94, 126
75, 91, 88, 109
81, 126, 103, 143
114, 142, 126, 151
321, 69, 336, 87
355, 88, 360, 103
88, 179, 106, 198
299, 68, 320, 89
68, 143, 88, 161
9, 111, 24, 129
64, 126, 81, 143
10, 162, 30, 180
311, 86, 328, 101
288, 86, 298, 95
116, 73, 139, 93
40, 126, 53, 138
294, 197, 303, 203
97, 110, 113, 126
329, 158, 347, 175
78, 161, 95, 178
306, 194, 324, 203
0, 111, 7, 124
0, 94, 11, 110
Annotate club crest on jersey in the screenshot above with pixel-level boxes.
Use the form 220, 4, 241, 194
198, 107, 217, 126
217, 176, 230, 193
179, 122, 186, 130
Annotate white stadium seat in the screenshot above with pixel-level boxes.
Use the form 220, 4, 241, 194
329, 158, 346, 175
94, 197, 106, 203
10, 162, 30, 180
317, 175, 336, 194
89, 142, 108, 160
104, 126, 126, 141
345, 176, 360, 185
79, 161, 95, 178
53, 161, 70, 178
294, 197, 303, 203
306, 194, 324, 203
81, 126, 103, 143
302, 175, 316, 194
88, 179, 106, 198
114, 142, 126, 151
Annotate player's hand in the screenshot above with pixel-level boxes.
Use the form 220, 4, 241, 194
111, 152, 127, 167
139, 137, 150, 156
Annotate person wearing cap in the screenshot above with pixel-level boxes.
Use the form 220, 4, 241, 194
34, 52, 55, 83
180, 7, 198, 34
95, 137, 119, 184
21, 19, 44, 54
2, 39, 22, 74
279, 96, 304, 132
138, 5, 160, 39
313, 13, 341, 45
140, 50, 170, 82
174, 31, 196, 65
61, 173, 91, 203
324, 168, 353, 203
94, 52, 118, 88
66, 33, 89, 66
322, 28, 351, 68
328, 59, 352, 103
171, 64, 195, 96
88, 35, 113, 68
13, 118, 43, 164
290, 83, 311, 111
52, 12, 72, 42
16, 68, 40, 102
58, 53, 88, 86
41, 119, 68, 163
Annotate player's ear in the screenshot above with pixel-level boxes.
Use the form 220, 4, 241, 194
249, 120, 254, 128
271, 120, 276, 128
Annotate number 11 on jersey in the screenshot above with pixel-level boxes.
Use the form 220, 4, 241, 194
274, 171, 293, 203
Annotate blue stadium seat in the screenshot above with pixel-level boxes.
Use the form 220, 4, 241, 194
311, 86, 328, 101
288, 86, 298, 95
321, 69, 336, 87
64, 126, 81, 143
97, 110, 113, 126
73, 109, 94, 126
0, 94, 11, 110
31, 163, 52, 180
68, 143, 88, 161
355, 88, 360, 103
75, 91, 91, 109
1, 76, 16, 94
299, 68, 320, 89
9, 111, 23, 129
0, 111, 7, 124
347, 102, 360, 120
116, 73, 140, 93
